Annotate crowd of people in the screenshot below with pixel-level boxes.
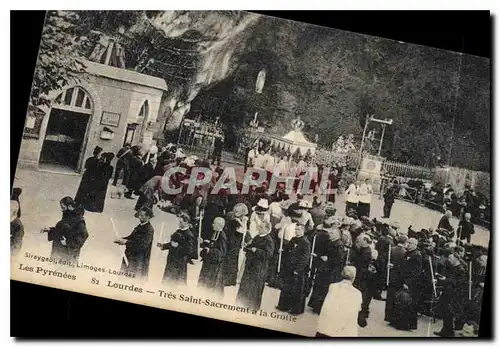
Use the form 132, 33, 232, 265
10, 141, 488, 338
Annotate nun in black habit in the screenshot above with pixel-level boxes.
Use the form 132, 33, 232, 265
75, 146, 103, 210
158, 213, 196, 285
198, 217, 228, 296
114, 207, 155, 280
236, 219, 275, 310
90, 152, 114, 213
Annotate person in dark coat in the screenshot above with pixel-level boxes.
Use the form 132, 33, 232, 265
10, 200, 24, 257
308, 222, 345, 314
353, 234, 378, 319
276, 224, 311, 315
391, 238, 422, 330
158, 213, 196, 286
11, 187, 22, 218
384, 235, 408, 323
383, 181, 398, 218
223, 203, 250, 287
198, 217, 228, 296
124, 146, 145, 199
114, 207, 154, 280
113, 143, 131, 186
89, 152, 114, 213
41, 197, 88, 263
64, 204, 88, 263
135, 175, 163, 211
327, 168, 340, 203
309, 201, 327, 228
434, 254, 468, 337
236, 219, 275, 310
457, 212, 475, 245
374, 227, 396, 298
75, 146, 103, 209
211, 136, 224, 166
437, 210, 455, 238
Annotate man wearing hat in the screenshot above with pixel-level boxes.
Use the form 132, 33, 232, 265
308, 218, 345, 314
276, 224, 311, 315
223, 203, 250, 287
384, 234, 408, 324
198, 217, 228, 297
114, 206, 155, 280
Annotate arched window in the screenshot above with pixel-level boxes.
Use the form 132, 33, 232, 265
138, 100, 149, 119
53, 86, 92, 114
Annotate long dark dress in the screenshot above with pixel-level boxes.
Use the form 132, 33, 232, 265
91, 162, 114, 213
48, 211, 73, 261
47, 210, 88, 263
126, 156, 144, 196
223, 218, 251, 286
74, 156, 101, 210
399, 249, 422, 330
236, 233, 274, 310
276, 235, 311, 315
65, 209, 88, 263
308, 238, 345, 314
161, 228, 196, 285
121, 222, 154, 279
10, 218, 24, 257
198, 229, 228, 295
385, 245, 407, 322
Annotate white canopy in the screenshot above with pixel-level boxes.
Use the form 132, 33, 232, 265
266, 118, 317, 156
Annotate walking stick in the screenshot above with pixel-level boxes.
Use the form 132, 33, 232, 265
277, 224, 286, 273
468, 261, 472, 300
110, 218, 129, 267
386, 244, 392, 287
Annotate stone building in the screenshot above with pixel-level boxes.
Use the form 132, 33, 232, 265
19, 60, 168, 173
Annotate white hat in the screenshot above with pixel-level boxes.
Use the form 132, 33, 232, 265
253, 199, 269, 213
298, 200, 312, 209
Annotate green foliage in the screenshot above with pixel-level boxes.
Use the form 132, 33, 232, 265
30, 11, 89, 110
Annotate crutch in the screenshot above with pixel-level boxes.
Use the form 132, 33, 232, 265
110, 218, 129, 267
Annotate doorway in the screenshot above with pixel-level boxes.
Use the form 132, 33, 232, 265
39, 86, 94, 172
40, 109, 90, 171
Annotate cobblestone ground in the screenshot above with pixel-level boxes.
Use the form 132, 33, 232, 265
13, 168, 490, 337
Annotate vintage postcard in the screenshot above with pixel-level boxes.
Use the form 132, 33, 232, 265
11, 11, 490, 337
